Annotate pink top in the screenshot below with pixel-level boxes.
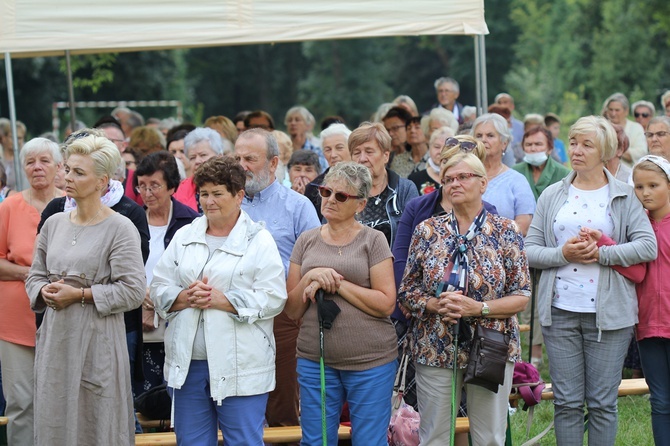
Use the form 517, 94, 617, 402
0, 193, 39, 346
636, 213, 670, 341
172, 177, 198, 212
596, 235, 646, 283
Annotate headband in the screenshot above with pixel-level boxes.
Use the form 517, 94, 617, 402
635, 154, 670, 181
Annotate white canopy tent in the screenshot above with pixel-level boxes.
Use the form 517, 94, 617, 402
0, 0, 489, 189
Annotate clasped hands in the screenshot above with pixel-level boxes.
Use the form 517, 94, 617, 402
562, 227, 602, 264
183, 277, 230, 311
427, 290, 482, 325
302, 268, 343, 303
41, 279, 78, 311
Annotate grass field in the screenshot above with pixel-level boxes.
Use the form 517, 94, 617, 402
511, 334, 654, 445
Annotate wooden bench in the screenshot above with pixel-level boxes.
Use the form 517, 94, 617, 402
510, 378, 649, 402
135, 419, 470, 444
135, 424, 352, 445
518, 324, 530, 332
0, 416, 7, 426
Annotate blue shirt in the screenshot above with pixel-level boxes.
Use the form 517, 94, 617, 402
242, 179, 321, 276
482, 168, 536, 221
553, 139, 568, 163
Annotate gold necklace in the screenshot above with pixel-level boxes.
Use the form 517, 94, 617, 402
326, 222, 357, 256
71, 206, 104, 246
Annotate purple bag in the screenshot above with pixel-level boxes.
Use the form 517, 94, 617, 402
512, 361, 545, 408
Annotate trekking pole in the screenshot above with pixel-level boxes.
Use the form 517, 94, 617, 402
316, 289, 328, 446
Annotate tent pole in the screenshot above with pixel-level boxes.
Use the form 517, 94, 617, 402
474, 35, 488, 115
4, 52, 24, 191
65, 50, 77, 133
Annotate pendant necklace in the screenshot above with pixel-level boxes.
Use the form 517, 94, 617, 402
72, 206, 103, 245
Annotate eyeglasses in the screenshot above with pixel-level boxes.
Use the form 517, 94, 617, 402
634, 112, 650, 118
442, 173, 482, 185
644, 131, 670, 139
135, 184, 165, 194
385, 124, 405, 133
444, 137, 477, 152
318, 186, 361, 202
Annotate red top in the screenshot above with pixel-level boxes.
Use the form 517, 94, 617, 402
172, 177, 198, 212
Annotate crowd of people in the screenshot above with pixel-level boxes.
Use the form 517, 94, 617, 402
0, 81, 669, 446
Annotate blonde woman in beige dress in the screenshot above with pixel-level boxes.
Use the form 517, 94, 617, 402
26, 134, 146, 446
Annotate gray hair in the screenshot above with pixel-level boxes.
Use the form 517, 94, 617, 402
238, 128, 280, 159
372, 102, 394, 123
462, 106, 477, 120
113, 156, 126, 182
184, 127, 224, 157
648, 116, 670, 132
569, 115, 618, 162
128, 111, 145, 128
284, 106, 316, 129
434, 77, 460, 93
320, 123, 352, 141
524, 113, 545, 126
323, 161, 372, 200
20, 137, 63, 167
392, 95, 419, 116
602, 92, 630, 114
426, 107, 459, 134
159, 117, 181, 132
632, 100, 656, 116
661, 91, 670, 109
471, 113, 512, 147
494, 92, 514, 104
429, 126, 455, 147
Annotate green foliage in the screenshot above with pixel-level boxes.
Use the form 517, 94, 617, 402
59, 53, 117, 94
506, 0, 668, 126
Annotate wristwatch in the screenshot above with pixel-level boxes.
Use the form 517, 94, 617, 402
481, 302, 490, 316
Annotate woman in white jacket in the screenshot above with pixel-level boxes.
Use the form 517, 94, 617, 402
151, 156, 287, 446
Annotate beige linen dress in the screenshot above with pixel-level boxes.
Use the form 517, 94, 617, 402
25, 212, 146, 446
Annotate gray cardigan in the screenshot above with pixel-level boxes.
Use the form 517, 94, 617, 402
526, 168, 657, 332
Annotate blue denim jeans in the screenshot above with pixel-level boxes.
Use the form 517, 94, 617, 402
297, 357, 396, 446
638, 337, 670, 445
171, 360, 268, 446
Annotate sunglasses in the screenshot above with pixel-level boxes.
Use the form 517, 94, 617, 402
444, 137, 477, 152
318, 186, 362, 202
634, 112, 651, 118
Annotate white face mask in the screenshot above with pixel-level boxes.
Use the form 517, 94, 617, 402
523, 151, 548, 166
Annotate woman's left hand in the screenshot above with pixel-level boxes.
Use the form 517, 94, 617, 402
41, 279, 79, 311
187, 277, 236, 313
439, 290, 483, 324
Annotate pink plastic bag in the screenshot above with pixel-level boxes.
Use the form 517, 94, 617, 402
388, 403, 420, 446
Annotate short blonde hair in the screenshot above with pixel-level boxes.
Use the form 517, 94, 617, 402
568, 116, 617, 162
441, 152, 487, 183
204, 115, 238, 143
65, 135, 121, 179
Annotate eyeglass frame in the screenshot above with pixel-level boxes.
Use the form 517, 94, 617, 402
644, 131, 670, 139
318, 185, 362, 203
634, 112, 651, 118
442, 172, 483, 185
135, 184, 166, 195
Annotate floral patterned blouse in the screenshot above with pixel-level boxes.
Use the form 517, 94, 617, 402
398, 212, 531, 369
